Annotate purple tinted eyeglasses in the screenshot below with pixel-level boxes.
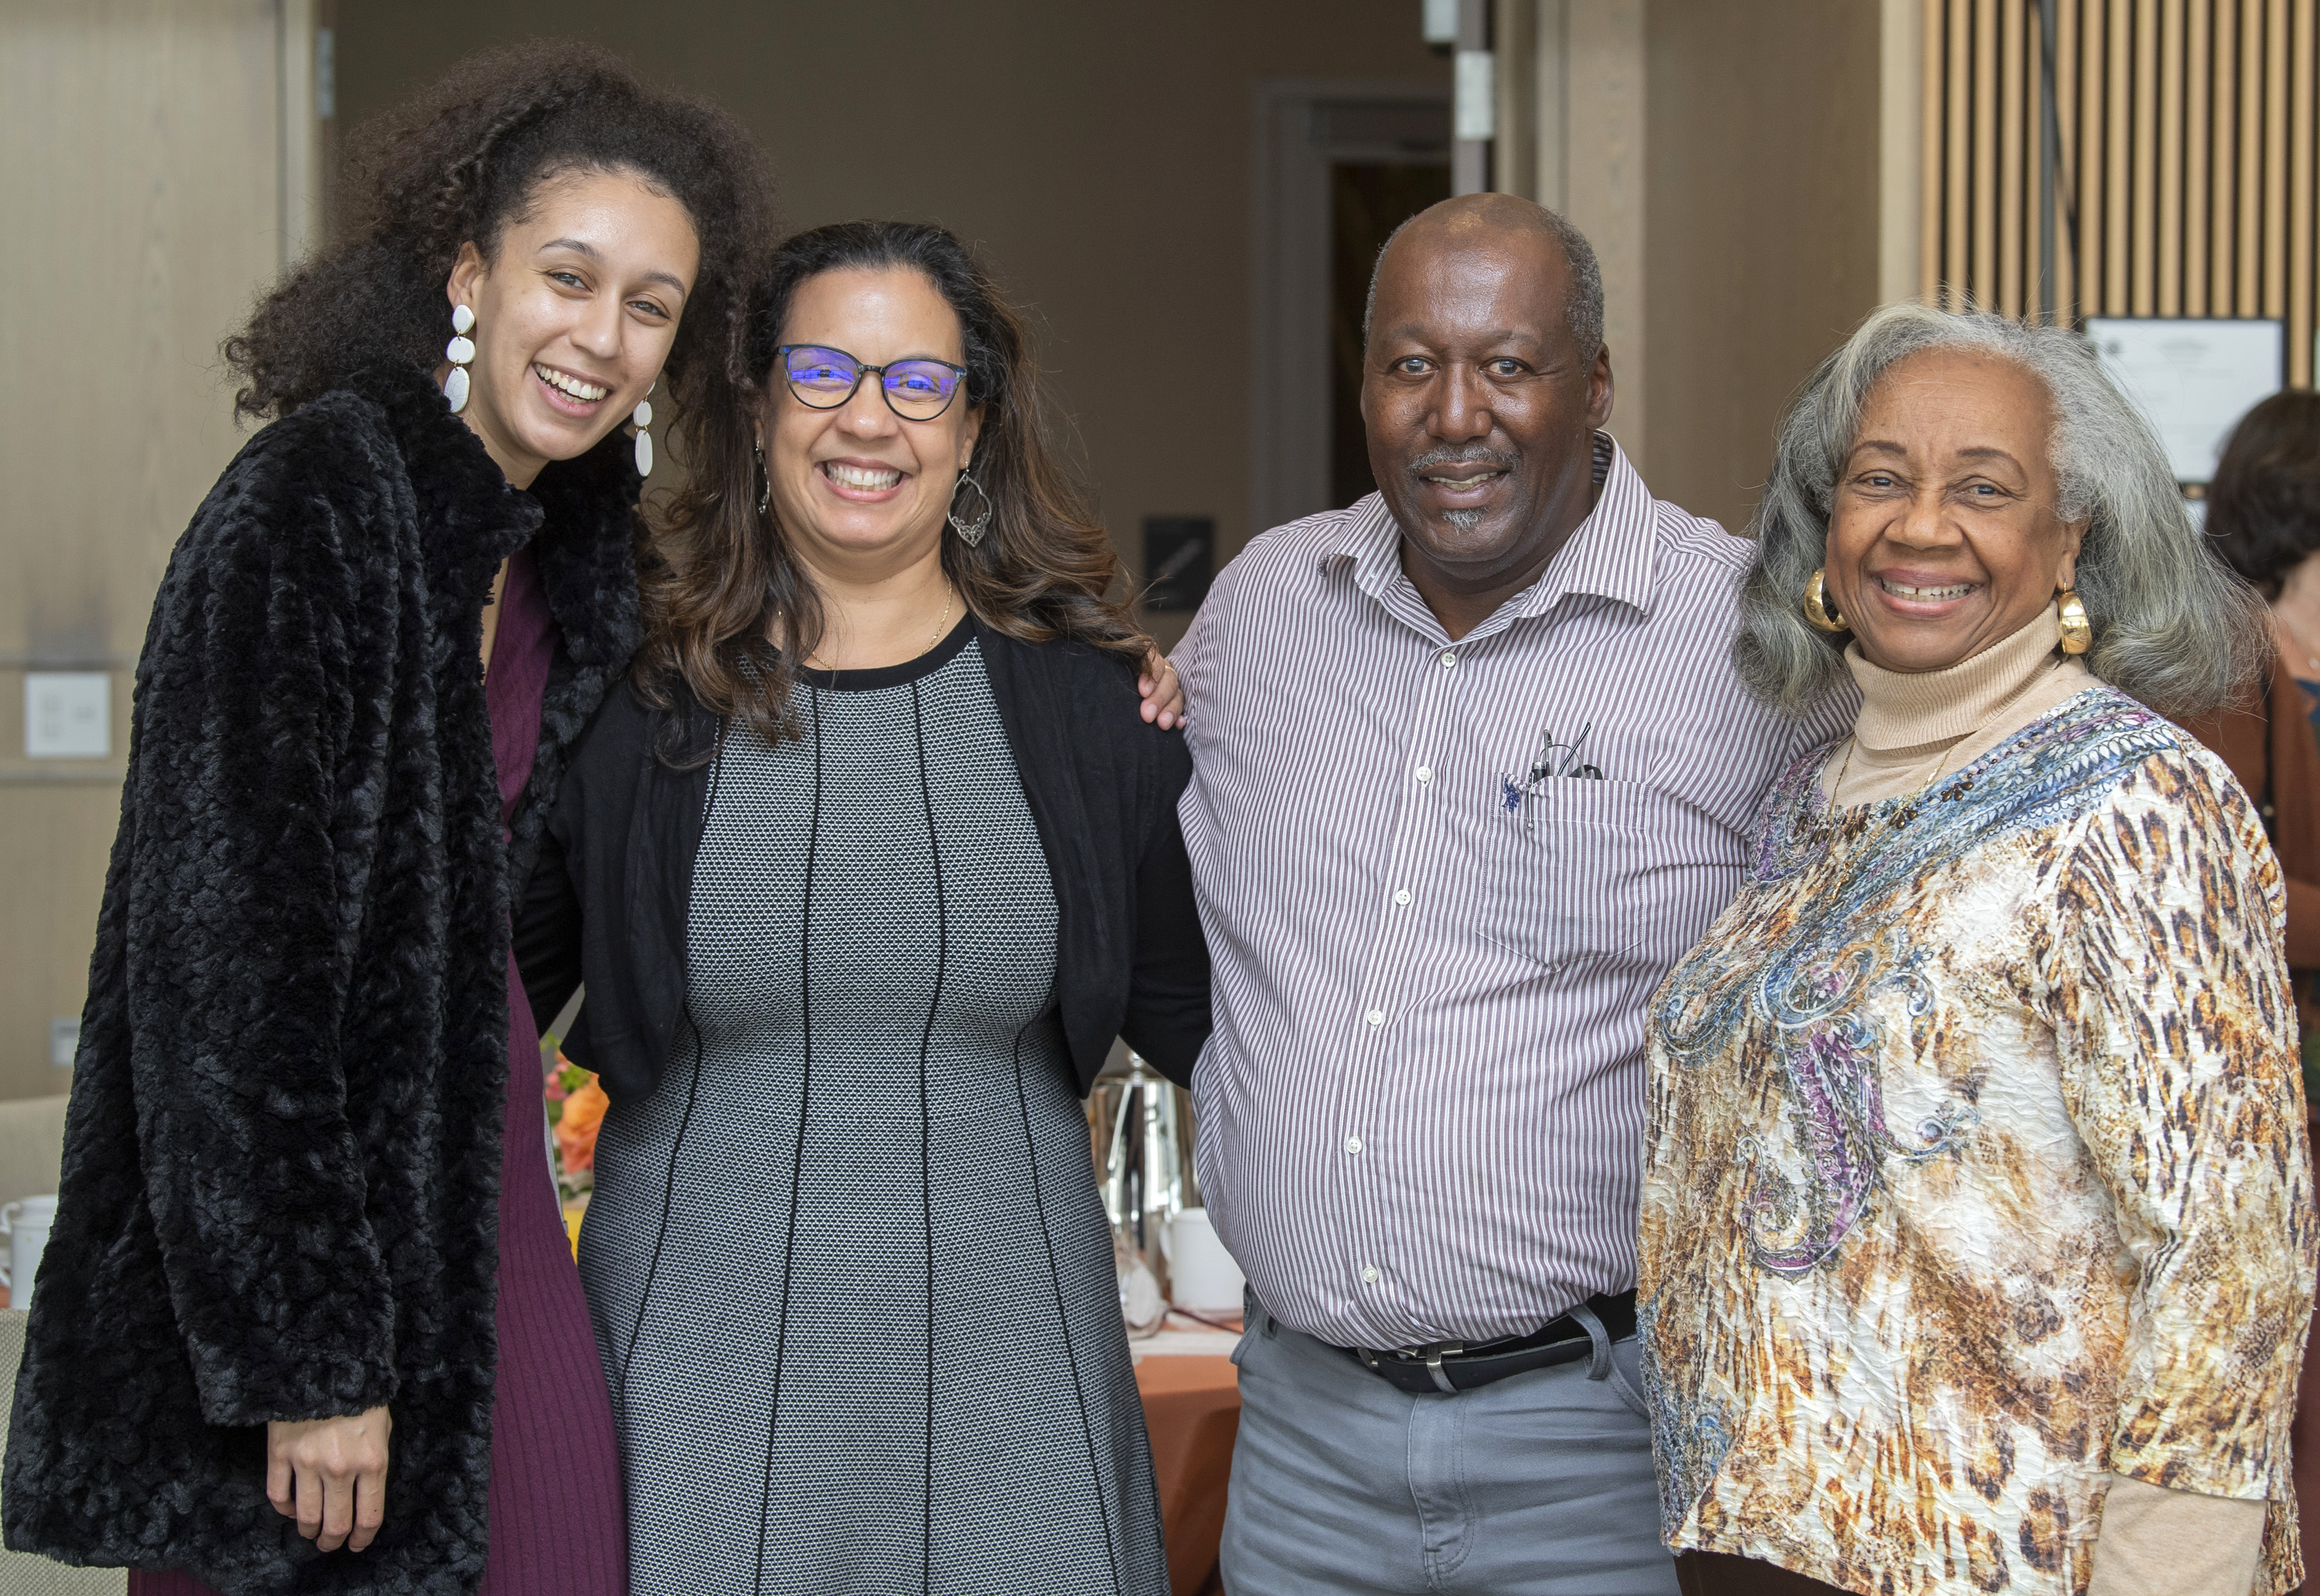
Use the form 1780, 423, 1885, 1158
776, 343, 968, 420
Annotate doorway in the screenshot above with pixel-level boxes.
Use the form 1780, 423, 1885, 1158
1330, 160, 1452, 508
1250, 83, 1452, 536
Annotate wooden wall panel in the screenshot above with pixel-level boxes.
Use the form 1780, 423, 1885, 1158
1920, 0, 2320, 384
1925, 0, 1950, 301
2107, 0, 2132, 311
2160, 0, 2185, 312
1977, 0, 2002, 296
2024, 0, 2047, 311
2189, 0, 2212, 311
2215, 0, 2239, 307
2059, 0, 2081, 310
2294, 0, 2315, 374
2132, 0, 2158, 311
2002, 0, 2028, 315
1948, 0, 1974, 300
2240, 0, 2264, 310
2082, 0, 2108, 311
2264, 0, 2289, 314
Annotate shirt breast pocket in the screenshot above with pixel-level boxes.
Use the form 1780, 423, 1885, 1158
1487, 779, 1710, 975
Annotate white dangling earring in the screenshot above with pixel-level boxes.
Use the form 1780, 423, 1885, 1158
443, 304, 476, 414
631, 380, 655, 476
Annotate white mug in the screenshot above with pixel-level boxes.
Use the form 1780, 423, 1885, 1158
1161, 1206, 1245, 1314
1114, 1232, 1168, 1337
0, 1195, 56, 1311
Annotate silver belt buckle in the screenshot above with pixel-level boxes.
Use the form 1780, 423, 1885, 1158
1417, 1341, 1465, 1394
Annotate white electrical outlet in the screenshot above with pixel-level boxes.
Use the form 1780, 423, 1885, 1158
49, 1018, 80, 1069
24, 673, 110, 759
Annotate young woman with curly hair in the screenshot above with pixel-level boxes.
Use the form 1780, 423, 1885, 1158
517, 221, 1209, 1593
2, 39, 774, 1596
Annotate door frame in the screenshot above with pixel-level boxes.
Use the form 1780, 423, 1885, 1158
1248, 79, 1452, 541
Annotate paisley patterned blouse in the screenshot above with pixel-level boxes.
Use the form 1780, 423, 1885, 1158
1639, 686, 2315, 1595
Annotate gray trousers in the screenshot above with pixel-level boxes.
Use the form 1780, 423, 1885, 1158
1220, 1297, 1680, 1595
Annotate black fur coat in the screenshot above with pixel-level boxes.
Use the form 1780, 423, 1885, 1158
2, 365, 642, 1594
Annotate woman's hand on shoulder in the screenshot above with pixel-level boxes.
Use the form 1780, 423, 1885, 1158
267, 1406, 393, 1553
1138, 650, 1186, 730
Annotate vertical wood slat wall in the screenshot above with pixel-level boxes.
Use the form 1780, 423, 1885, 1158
1921, 0, 2319, 387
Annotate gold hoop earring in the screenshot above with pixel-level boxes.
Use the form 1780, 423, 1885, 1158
2056, 588, 2093, 655
1803, 568, 1847, 633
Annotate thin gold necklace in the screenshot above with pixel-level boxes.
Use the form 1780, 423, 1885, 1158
1831, 661, 2055, 808
804, 581, 955, 671
923, 581, 955, 653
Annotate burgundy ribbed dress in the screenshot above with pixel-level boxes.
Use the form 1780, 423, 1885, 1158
131, 546, 626, 1596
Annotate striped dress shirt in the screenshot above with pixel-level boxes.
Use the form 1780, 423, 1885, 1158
1175, 435, 1850, 1350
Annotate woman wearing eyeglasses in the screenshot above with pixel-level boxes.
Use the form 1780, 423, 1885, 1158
515, 220, 1209, 1594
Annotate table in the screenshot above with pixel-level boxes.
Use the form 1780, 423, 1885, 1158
1134, 1340, 1241, 1596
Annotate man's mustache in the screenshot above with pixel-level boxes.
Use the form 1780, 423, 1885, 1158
1404, 445, 1520, 480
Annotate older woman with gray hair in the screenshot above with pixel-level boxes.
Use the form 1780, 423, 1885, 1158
1637, 303, 2315, 1596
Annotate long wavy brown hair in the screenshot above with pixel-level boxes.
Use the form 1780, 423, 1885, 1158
633, 220, 1148, 746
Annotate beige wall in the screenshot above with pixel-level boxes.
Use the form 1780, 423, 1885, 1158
0, 0, 314, 1101
1510, 0, 1885, 536
337, 0, 1454, 631
1639, 0, 1883, 537
0, 1, 1441, 1102
339, 1, 1891, 592
0, 2, 1904, 1101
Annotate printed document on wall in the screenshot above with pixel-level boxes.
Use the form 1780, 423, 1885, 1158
2088, 318, 2283, 484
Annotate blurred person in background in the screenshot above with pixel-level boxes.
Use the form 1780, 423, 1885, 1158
2186, 387, 2320, 1574
517, 220, 1209, 1595
1642, 304, 2312, 1596
2195, 391, 2320, 1032
2, 43, 774, 1596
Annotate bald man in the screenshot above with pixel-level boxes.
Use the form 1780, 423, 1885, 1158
1172, 196, 1845, 1593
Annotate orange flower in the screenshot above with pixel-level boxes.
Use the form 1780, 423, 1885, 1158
555, 1076, 609, 1175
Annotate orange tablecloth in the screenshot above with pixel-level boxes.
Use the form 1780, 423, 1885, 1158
1135, 1355, 1240, 1596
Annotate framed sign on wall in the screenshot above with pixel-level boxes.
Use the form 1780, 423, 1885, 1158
2086, 316, 2283, 484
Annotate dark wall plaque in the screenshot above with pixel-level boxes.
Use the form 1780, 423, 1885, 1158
1141, 516, 1214, 612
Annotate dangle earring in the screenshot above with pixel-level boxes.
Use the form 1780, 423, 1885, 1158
946, 467, 993, 547
631, 380, 655, 476
1803, 568, 1847, 633
754, 438, 769, 516
442, 305, 476, 414
2056, 587, 2093, 654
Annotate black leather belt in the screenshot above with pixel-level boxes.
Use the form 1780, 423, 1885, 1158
1339, 1289, 1639, 1395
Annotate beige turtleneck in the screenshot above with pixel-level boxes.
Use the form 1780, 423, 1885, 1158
1824, 604, 2269, 1594
1823, 602, 2097, 807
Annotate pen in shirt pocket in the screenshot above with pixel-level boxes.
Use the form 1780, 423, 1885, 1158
1500, 722, 1605, 829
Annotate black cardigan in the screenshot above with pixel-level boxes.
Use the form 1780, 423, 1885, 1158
4, 366, 643, 1596
516, 619, 1210, 1096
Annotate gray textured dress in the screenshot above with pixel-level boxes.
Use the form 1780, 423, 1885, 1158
578, 626, 1166, 1596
